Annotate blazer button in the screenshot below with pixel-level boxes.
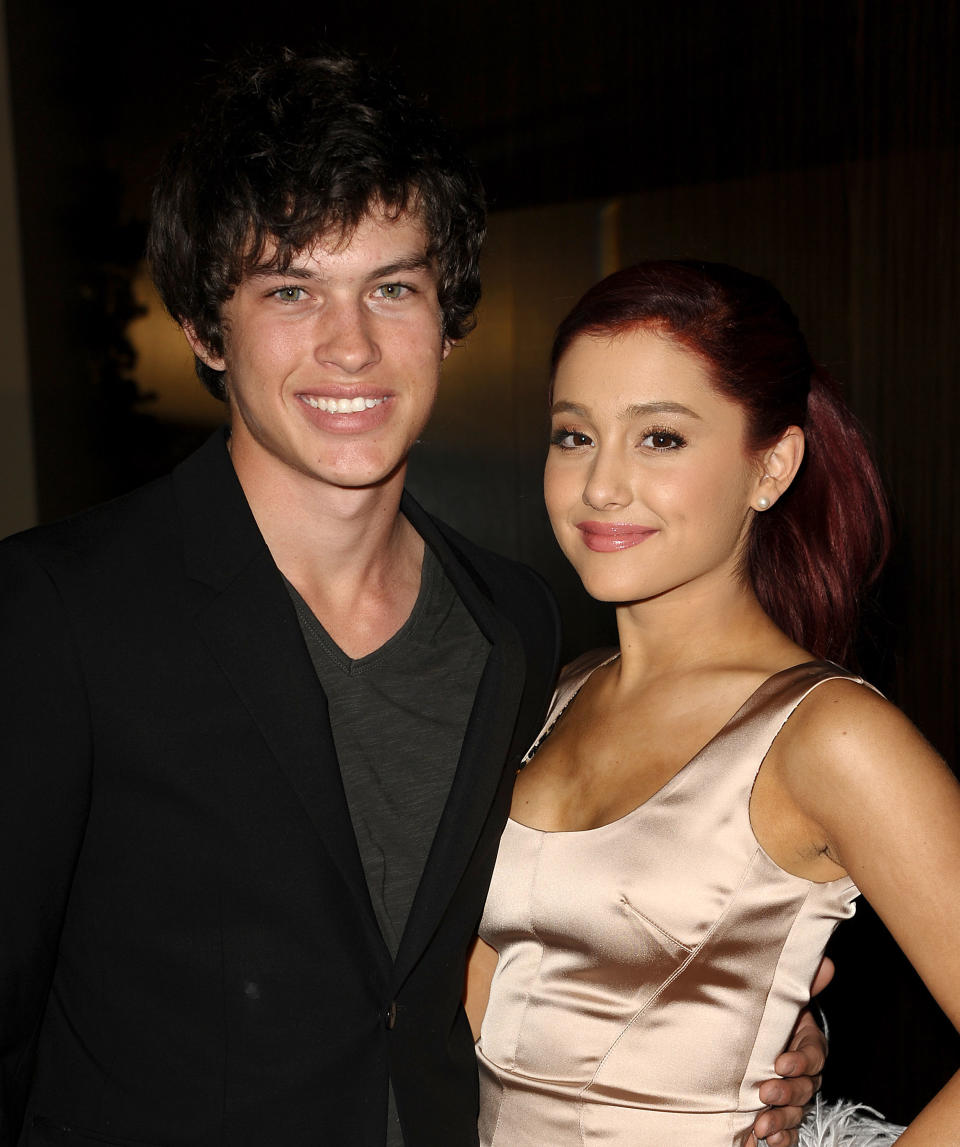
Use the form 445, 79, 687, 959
384, 1001, 398, 1030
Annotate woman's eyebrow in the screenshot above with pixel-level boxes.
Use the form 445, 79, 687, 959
550, 399, 702, 420
621, 401, 702, 421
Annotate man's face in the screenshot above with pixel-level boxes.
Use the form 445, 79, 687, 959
188, 209, 450, 494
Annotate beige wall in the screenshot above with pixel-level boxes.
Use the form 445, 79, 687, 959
0, 0, 36, 534
128, 271, 224, 427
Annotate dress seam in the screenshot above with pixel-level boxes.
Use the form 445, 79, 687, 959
507, 831, 548, 1070
620, 896, 694, 953
578, 846, 764, 1127
486, 831, 547, 1146
736, 881, 813, 1112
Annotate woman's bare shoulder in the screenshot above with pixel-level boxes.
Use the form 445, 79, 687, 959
773, 673, 949, 810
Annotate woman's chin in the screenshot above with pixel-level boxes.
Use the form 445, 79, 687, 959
576, 573, 651, 605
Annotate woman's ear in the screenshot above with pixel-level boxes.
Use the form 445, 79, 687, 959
182, 322, 227, 373
753, 426, 805, 511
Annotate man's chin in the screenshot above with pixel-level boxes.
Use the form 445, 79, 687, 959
318, 454, 410, 494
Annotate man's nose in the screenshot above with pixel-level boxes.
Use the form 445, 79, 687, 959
313, 301, 380, 374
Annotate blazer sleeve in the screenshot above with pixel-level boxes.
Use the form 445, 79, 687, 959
0, 540, 92, 1144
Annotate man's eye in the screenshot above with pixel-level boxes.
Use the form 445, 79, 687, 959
550, 428, 593, 449
272, 286, 306, 303
375, 283, 409, 300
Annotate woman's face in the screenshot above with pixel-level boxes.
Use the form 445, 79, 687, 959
544, 327, 765, 606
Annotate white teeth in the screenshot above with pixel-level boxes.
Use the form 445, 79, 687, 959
302, 395, 386, 413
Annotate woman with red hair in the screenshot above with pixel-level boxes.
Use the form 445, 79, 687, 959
467, 262, 958, 1145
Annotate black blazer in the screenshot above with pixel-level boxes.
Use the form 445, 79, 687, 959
0, 433, 560, 1147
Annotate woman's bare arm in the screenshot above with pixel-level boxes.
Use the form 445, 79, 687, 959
464, 935, 499, 1041
781, 681, 960, 1144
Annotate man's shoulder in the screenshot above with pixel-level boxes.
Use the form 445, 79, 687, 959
1, 471, 177, 573
410, 497, 541, 584
0, 474, 183, 644
406, 495, 560, 643
437, 517, 547, 594
1, 431, 229, 577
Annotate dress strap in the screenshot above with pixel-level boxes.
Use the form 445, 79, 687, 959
520, 648, 618, 767
716, 660, 878, 789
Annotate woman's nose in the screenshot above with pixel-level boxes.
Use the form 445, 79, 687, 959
582, 449, 632, 510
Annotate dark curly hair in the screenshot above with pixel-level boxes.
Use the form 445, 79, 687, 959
148, 47, 486, 399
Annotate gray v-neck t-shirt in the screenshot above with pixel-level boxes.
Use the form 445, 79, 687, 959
286, 545, 490, 956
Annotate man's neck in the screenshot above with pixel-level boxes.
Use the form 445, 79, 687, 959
230, 441, 425, 659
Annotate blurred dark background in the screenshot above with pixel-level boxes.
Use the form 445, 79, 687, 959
1, 0, 957, 1125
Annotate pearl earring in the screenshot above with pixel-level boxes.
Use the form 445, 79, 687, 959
756, 495, 771, 510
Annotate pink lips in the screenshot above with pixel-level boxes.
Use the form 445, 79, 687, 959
576, 521, 658, 552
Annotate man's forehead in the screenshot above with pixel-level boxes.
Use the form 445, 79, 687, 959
247, 204, 433, 276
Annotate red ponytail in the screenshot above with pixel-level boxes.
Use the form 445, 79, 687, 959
747, 371, 891, 661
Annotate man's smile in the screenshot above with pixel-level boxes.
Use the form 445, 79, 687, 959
299, 395, 388, 413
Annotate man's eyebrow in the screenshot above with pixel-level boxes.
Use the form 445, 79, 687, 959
550, 399, 702, 420
246, 264, 315, 281
245, 255, 434, 282
367, 255, 434, 278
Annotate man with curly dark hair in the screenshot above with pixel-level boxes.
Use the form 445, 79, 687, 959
0, 47, 558, 1147
0, 47, 822, 1147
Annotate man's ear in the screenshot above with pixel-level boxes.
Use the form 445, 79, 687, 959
182, 322, 226, 373
441, 336, 454, 361
754, 426, 805, 511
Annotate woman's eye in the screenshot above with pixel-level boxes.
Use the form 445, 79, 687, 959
272, 286, 306, 303
640, 430, 685, 450
375, 283, 409, 300
550, 428, 593, 449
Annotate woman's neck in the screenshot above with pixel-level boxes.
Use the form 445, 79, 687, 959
611, 575, 804, 688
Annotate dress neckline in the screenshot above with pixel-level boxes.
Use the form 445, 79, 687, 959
508, 658, 828, 837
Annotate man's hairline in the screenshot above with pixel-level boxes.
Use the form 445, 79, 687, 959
225, 197, 443, 294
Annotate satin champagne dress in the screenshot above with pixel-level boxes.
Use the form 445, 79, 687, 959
477, 655, 870, 1146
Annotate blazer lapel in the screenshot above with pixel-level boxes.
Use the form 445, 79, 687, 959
392, 494, 527, 985
172, 433, 386, 957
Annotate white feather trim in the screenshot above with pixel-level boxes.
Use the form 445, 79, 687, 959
793, 1096, 905, 1145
